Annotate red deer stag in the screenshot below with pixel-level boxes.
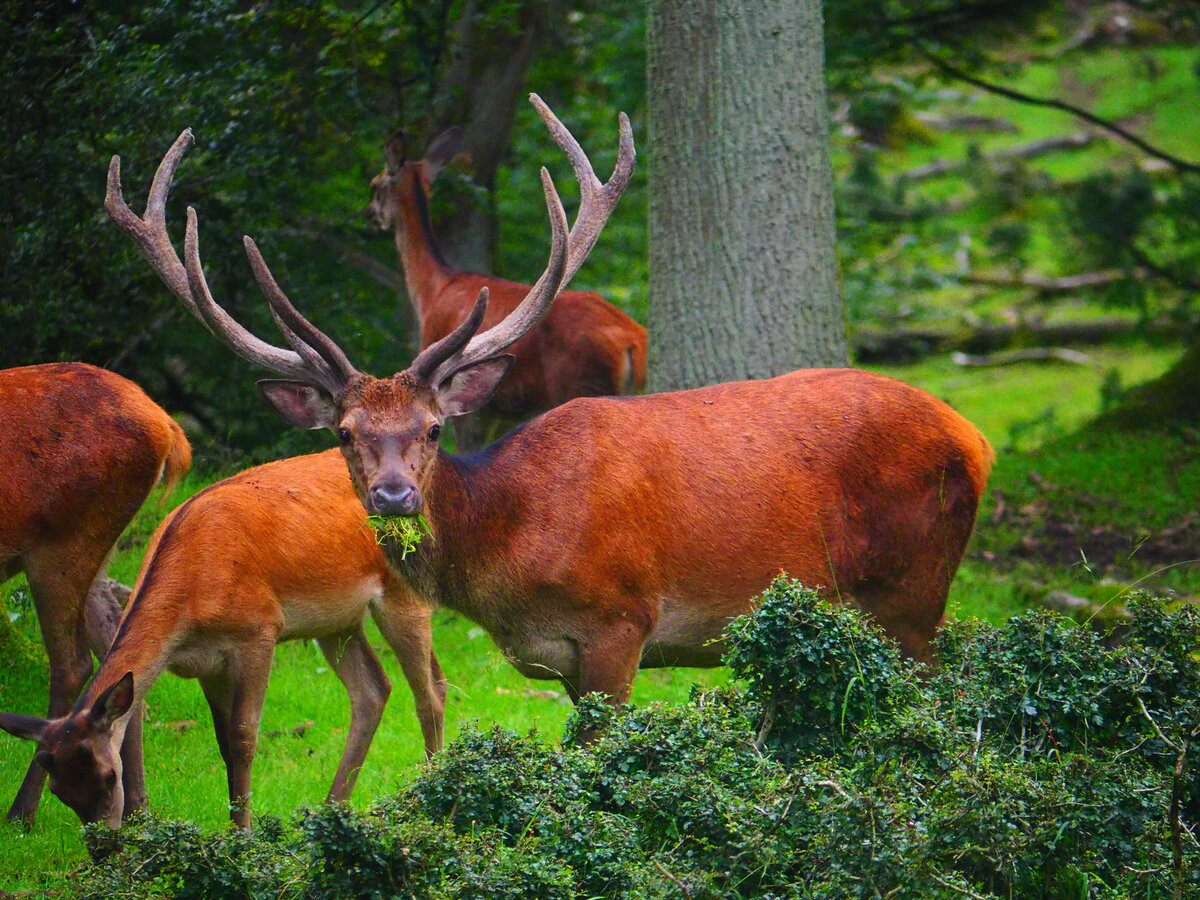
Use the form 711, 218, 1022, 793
366, 119, 646, 446
107, 95, 992, 726
0, 450, 444, 830
0, 363, 190, 826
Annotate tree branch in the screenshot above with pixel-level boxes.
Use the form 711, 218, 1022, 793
1128, 244, 1200, 291
917, 47, 1200, 175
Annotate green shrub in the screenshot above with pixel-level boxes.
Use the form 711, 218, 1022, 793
724, 578, 920, 760
71, 583, 1200, 899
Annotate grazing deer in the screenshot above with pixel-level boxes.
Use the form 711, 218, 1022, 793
107, 96, 992, 727
0, 363, 190, 827
367, 124, 646, 446
0, 450, 444, 830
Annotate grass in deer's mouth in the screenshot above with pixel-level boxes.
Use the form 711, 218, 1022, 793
366, 514, 432, 558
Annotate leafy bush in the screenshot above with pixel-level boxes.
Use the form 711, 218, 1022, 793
72, 579, 1200, 898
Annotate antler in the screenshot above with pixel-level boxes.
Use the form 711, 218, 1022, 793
530, 92, 635, 290
106, 132, 356, 397
412, 96, 633, 388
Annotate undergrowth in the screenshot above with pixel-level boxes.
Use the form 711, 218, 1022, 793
74, 579, 1200, 899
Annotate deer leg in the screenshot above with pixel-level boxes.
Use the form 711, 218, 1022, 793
200, 672, 235, 769
116, 701, 148, 816
371, 598, 445, 756
6, 551, 102, 826
318, 627, 390, 803
571, 618, 649, 743
223, 638, 275, 830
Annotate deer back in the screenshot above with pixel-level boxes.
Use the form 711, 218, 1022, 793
411, 368, 992, 652
120, 450, 395, 649
0, 363, 189, 560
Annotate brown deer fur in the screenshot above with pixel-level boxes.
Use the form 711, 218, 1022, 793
111, 105, 992, 748
0, 450, 445, 830
367, 131, 647, 438
0, 363, 190, 826
327, 368, 993, 704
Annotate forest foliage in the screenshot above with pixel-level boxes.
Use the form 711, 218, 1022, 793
5, 1, 1198, 460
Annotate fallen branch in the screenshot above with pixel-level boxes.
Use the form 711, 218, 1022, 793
917, 47, 1200, 176
952, 347, 1095, 367
853, 316, 1182, 364
900, 132, 1094, 182
960, 269, 1144, 295
916, 112, 1018, 133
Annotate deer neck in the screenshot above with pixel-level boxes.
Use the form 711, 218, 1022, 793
394, 177, 453, 322
75, 585, 182, 732
387, 447, 516, 625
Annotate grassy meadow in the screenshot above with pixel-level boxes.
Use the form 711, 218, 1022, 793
2, 339, 1195, 892
3, 35, 1199, 896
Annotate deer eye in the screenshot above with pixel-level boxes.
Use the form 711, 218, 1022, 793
428, 424, 441, 442
104, 770, 117, 788
337, 428, 352, 445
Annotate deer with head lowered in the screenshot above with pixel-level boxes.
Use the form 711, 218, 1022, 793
0, 449, 444, 830
108, 95, 994, 728
0, 363, 191, 827
366, 119, 646, 446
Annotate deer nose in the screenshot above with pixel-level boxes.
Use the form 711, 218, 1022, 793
369, 481, 422, 517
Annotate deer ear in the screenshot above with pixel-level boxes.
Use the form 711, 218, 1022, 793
436, 355, 514, 418
423, 127, 465, 180
0, 712, 49, 742
384, 131, 407, 173
90, 672, 135, 730
257, 380, 337, 430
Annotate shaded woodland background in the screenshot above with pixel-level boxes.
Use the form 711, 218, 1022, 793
4, 0, 1197, 461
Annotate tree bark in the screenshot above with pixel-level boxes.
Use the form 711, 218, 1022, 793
425, 1, 552, 274
647, 0, 848, 392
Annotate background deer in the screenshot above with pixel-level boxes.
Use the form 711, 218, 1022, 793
0, 363, 190, 827
108, 95, 992, 729
0, 450, 444, 830
367, 123, 646, 446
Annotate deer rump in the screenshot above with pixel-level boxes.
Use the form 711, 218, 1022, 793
409, 367, 993, 671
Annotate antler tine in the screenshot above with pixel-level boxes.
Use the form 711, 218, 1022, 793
410, 288, 490, 381
243, 237, 359, 386
419, 96, 629, 387
105, 130, 200, 317
429, 168, 568, 387
108, 130, 352, 396
528, 93, 635, 288
183, 208, 343, 394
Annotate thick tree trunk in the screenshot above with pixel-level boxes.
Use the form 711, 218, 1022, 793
426, 1, 550, 274
647, 0, 848, 392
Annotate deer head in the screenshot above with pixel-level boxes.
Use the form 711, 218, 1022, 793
366, 126, 465, 232
107, 95, 633, 519
0, 673, 134, 827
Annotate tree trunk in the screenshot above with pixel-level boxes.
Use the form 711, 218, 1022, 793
647, 0, 848, 392
426, 1, 551, 274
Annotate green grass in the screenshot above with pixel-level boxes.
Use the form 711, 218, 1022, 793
3, 340, 1194, 891
4, 37, 1198, 888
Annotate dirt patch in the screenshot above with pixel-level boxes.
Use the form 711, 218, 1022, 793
981, 476, 1200, 573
